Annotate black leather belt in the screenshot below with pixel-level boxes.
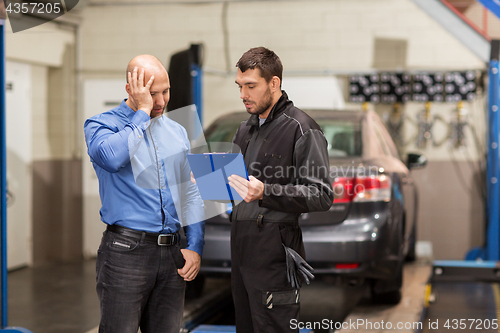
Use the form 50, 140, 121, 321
107, 224, 179, 246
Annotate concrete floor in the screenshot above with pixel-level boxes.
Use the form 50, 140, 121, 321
6, 259, 364, 333
6, 260, 429, 333
340, 262, 431, 333
8, 260, 234, 333
8, 260, 100, 333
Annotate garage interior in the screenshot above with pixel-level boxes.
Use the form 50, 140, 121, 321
2, 0, 500, 332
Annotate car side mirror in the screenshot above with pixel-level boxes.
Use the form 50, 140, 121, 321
407, 153, 427, 170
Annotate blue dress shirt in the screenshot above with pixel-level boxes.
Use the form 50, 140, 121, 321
84, 100, 205, 256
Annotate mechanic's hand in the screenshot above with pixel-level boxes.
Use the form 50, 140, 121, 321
228, 175, 263, 203
127, 67, 154, 115
190, 171, 196, 184
178, 249, 201, 281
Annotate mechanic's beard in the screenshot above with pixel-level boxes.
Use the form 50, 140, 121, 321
246, 87, 273, 116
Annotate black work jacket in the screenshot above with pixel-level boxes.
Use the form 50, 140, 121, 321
231, 91, 333, 223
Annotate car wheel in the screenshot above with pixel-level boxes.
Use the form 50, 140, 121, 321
185, 274, 206, 299
372, 289, 402, 305
406, 223, 417, 262
371, 262, 403, 305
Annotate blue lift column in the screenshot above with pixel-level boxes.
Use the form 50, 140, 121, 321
472, 0, 500, 261
464, 41, 500, 261
486, 40, 500, 261
192, 63, 203, 128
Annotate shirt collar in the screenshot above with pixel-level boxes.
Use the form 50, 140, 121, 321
246, 90, 291, 127
119, 99, 137, 120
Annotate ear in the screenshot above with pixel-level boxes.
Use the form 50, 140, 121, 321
271, 76, 281, 93
125, 83, 131, 95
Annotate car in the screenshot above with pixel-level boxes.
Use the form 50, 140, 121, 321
196, 109, 426, 304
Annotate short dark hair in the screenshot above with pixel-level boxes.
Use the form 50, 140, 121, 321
236, 47, 283, 85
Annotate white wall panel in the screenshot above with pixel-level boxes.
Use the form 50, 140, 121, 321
6, 60, 33, 269
282, 77, 345, 110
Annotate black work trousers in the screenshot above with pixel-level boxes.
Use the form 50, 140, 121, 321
231, 219, 305, 333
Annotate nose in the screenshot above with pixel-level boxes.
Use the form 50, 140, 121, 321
154, 95, 165, 108
240, 87, 248, 100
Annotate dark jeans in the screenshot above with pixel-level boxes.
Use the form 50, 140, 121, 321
96, 230, 186, 333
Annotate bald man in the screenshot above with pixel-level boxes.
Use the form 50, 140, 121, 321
84, 55, 205, 333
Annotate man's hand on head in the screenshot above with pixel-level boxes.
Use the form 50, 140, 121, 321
228, 175, 264, 203
127, 67, 155, 115
178, 249, 201, 281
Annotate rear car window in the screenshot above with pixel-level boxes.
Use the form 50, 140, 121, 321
203, 114, 363, 157
317, 120, 362, 157
205, 118, 243, 152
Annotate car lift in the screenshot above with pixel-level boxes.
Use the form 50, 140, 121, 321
422, 1, 500, 329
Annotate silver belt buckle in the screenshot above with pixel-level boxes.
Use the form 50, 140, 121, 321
157, 234, 171, 246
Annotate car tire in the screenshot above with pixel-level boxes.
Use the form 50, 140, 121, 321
185, 274, 206, 299
406, 223, 417, 262
371, 261, 403, 305
372, 289, 402, 305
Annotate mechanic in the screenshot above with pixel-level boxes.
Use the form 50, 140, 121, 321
84, 54, 205, 333
228, 47, 334, 333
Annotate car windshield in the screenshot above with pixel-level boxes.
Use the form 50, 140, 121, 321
317, 119, 362, 157
205, 118, 242, 152
205, 115, 362, 157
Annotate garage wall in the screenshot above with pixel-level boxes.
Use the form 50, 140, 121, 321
80, 0, 487, 260
80, 0, 484, 127
5, 19, 82, 265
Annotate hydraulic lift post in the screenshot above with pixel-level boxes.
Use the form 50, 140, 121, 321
486, 40, 500, 261
423, 35, 500, 332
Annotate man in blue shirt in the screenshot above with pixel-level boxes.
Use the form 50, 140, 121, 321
84, 54, 205, 333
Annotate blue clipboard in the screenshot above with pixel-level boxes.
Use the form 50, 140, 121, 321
187, 153, 249, 201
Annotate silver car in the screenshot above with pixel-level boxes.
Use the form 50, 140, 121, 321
197, 109, 426, 304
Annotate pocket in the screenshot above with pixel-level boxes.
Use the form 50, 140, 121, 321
172, 246, 186, 269
279, 225, 293, 247
107, 234, 139, 252
260, 153, 284, 182
279, 224, 305, 258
